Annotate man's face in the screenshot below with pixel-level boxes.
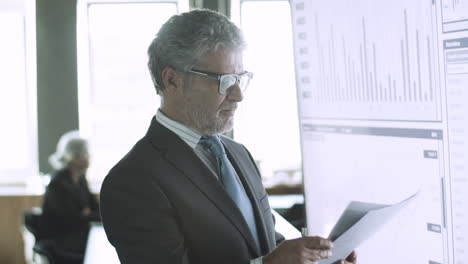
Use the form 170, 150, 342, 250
179, 48, 244, 135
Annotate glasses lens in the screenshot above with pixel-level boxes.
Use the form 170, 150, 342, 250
239, 75, 251, 92
220, 75, 237, 94
219, 73, 252, 95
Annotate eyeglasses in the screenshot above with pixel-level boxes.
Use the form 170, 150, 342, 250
187, 69, 253, 95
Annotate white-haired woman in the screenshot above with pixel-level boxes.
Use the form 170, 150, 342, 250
41, 131, 100, 263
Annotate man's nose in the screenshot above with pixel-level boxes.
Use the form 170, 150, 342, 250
226, 83, 243, 102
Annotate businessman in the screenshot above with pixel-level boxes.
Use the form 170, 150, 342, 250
100, 9, 356, 264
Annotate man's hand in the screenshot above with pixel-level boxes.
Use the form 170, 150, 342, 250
332, 251, 357, 264
263, 236, 333, 264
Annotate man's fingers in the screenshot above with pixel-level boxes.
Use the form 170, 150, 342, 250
302, 236, 334, 250
332, 260, 347, 264
264, 238, 334, 264
331, 251, 357, 264
346, 250, 357, 263
302, 247, 333, 261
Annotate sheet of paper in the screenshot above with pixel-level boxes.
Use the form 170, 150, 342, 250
319, 192, 419, 264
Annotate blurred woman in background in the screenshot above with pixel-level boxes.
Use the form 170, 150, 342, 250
41, 130, 100, 263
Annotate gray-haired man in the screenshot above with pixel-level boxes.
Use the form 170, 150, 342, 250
100, 9, 356, 264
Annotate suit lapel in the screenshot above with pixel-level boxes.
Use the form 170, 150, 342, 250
221, 138, 271, 254
146, 119, 261, 256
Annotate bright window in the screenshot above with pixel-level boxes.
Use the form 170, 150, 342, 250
77, 1, 188, 185
0, 5, 37, 183
232, 0, 302, 184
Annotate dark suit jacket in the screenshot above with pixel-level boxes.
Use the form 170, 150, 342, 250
100, 118, 283, 264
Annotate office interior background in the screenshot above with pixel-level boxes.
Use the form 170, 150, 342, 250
0, 0, 303, 263
3, 0, 468, 263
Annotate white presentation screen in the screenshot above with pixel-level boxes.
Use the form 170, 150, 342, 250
290, 0, 468, 263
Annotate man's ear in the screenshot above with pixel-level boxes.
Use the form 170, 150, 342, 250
161, 67, 183, 93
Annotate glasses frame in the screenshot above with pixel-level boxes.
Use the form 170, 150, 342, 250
187, 69, 253, 95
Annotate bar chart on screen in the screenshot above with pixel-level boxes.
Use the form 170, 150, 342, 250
293, 0, 442, 121
291, 0, 468, 263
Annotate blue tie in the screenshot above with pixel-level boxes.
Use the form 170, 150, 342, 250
200, 136, 260, 248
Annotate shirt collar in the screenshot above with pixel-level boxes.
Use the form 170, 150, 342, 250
155, 109, 202, 149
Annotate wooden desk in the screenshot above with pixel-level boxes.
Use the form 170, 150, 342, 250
0, 189, 43, 264
0, 187, 301, 264
265, 184, 304, 195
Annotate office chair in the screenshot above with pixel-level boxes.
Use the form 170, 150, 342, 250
23, 207, 54, 264
32, 240, 55, 264
24, 208, 87, 264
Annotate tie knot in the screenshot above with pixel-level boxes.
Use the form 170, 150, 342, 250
200, 136, 226, 157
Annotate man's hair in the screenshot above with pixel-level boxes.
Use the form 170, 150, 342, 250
147, 9, 246, 94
